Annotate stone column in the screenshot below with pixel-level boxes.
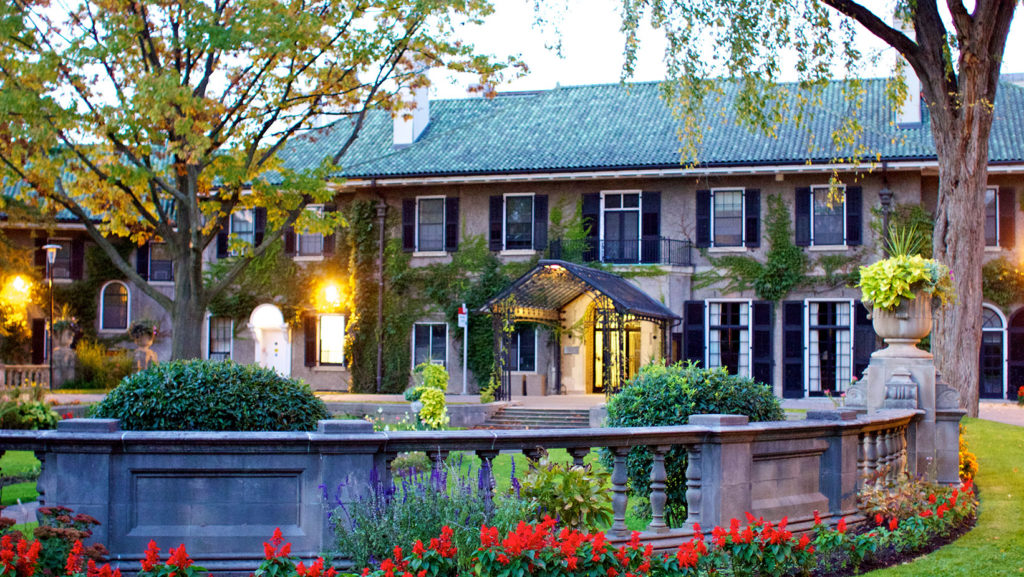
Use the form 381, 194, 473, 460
688, 414, 754, 528
807, 409, 861, 519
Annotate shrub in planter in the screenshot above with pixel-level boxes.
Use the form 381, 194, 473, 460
518, 451, 613, 530
0, 386, 59, 430
91, 360, 328, 431
605, 361, 784, 526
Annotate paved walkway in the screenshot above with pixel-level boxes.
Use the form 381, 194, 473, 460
978, 400, 1024, 427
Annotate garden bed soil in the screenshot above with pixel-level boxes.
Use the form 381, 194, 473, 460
812, 515, 978, 577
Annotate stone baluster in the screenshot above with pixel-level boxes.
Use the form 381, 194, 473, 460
876, 430, 890, 481
476, 450, 499, 516
862, 432, 877, 486
568, 448, 590, 467
898, 426, 909, 478
427, 449, 449, 472
685, 445, 702, 526
523, 447, 545, 470
886, 429, 898, 483
648, 445, 670, 534
382, 451, 399, 488
610, 446, 630, 537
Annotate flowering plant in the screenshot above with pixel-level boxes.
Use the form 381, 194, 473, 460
1017, 385, 1024, 406
858, 254, 955, 311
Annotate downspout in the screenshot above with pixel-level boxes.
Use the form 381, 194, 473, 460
374, 181, 387, 393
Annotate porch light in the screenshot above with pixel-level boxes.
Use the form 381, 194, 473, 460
320, 281, 343, 310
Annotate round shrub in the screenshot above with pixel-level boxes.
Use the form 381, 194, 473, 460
91, 360, 329, 431
604, 361, 784, 526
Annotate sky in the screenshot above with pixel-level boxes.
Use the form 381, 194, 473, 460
431, 0, 1024, 99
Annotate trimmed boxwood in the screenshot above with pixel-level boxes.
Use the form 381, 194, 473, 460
91, 360, 329, 431
604, 361, 784, 526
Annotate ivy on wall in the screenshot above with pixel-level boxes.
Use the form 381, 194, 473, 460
982, 257, 1024, 311
53, 242, 134, 343
694, 195, 810, 301
207, 240, 307, 327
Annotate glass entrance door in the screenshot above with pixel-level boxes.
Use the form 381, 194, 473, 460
593, 310, 640, 394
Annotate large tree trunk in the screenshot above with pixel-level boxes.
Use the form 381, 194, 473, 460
925, 53, 999, 419
169, 242, 207, 360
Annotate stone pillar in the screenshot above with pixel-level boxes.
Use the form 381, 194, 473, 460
807, 409, 860, 519
51, 328, 76, 388
688, 414, 754, 527
316, 419, 382, 549
41, 419, 119, 546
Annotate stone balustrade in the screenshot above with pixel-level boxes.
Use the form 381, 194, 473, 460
0, 364, 49, 388
0, 408, 953, 575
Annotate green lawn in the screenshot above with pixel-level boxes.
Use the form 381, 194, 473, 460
866, 418, 1024, 576
1, 451, 40, 506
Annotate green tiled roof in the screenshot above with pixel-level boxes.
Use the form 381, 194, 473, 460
281, 79, 1024, 179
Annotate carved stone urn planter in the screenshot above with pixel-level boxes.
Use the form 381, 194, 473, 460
51, 326, 77, 388
131, 331, 158, 372
869, 296, 933, 358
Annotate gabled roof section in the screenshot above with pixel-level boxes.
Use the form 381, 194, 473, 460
280, 79, 1024, 180
483, 260, 679, 323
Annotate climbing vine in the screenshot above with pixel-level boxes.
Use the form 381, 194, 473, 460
206, 240, 307, 327
53, 242, 134, 343
982, 257, 1024, 311
694, 194, 808, 301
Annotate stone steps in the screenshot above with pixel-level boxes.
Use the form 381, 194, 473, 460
474, 407, 591, 429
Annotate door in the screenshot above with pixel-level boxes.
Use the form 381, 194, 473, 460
592, 309, 639, 394
980, 306, 1006, 399
256, 327, 291, 377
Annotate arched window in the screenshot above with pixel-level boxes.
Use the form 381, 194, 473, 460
100, 281, 130, 331
980, 304, 1006, 399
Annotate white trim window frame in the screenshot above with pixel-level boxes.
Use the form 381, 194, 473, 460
599, 190, 642, 262
229, 209, 255, 255
810, 184, 847, 247
503, 193, 535, 251
804, 299, 854, 397
412, 322, 448, 367
509, 325, 537, 373
46, 237, 73, 280
984, 186, 999, 247
297, 204, 325, 257
415, 196, 446, 252
704, 299, 752, 377
99, 280, 131, 331
148, 241, 174, 282
318, 313, 345, 366
709, 188, 745, 248
206, 314, 234, 361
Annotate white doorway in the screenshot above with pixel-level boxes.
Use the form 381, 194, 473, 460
248, 304, 291, 377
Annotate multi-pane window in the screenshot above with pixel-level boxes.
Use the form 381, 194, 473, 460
149, 242, 174, 282
603, 192, 640, 262
985, 187, 998, 247
413, 323, 447, 367
47, 239, 72, 279
807, 301, 852, 396
230, 210, 255, 251
508, 326, 537, 372
208, 316, 232, 361
712, 190, 744, 247
417, 198, 445, 252
319, 314, 345, 365
811, 186, 845, 246
100, 282, 129, 330
505, 195, 535, 249
298, 205, 325, 256
708, 301, 749, 376
980, 306, 1004, 398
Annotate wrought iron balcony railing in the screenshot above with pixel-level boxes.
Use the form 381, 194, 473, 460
547, 236, 693, 266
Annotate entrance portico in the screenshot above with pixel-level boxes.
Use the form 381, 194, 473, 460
484, 260, 679, 400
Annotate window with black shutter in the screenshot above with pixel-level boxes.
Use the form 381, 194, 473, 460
852, 300, 876, 381
148, 242, 174, 282
683, 300, 706, 365
695, 190, 711, 248
296, 205, 325, 256
509, 326, 536, 372
402, 199, 416, 252
489, 195, 503, 251
31, 318, 46, 364
303, 314, 317, 367
640, 191, 660, 263
581, 193, 600, 261
413, 323, 448, 367
70, 239, 85, 280
533, 195, 548, 252
782, 301, 805, 398
751, 301, 773, 387
744, 190, 761, 248
445, 197, 460, 252
794, 188, 811, 247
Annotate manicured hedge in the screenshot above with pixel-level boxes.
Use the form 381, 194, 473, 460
605, 361, 784, 525
91, 360, 328, 431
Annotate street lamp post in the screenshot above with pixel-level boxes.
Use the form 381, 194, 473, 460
42, 244, 61, 390
375, 199, 387, 394
878, 187, 894, 256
